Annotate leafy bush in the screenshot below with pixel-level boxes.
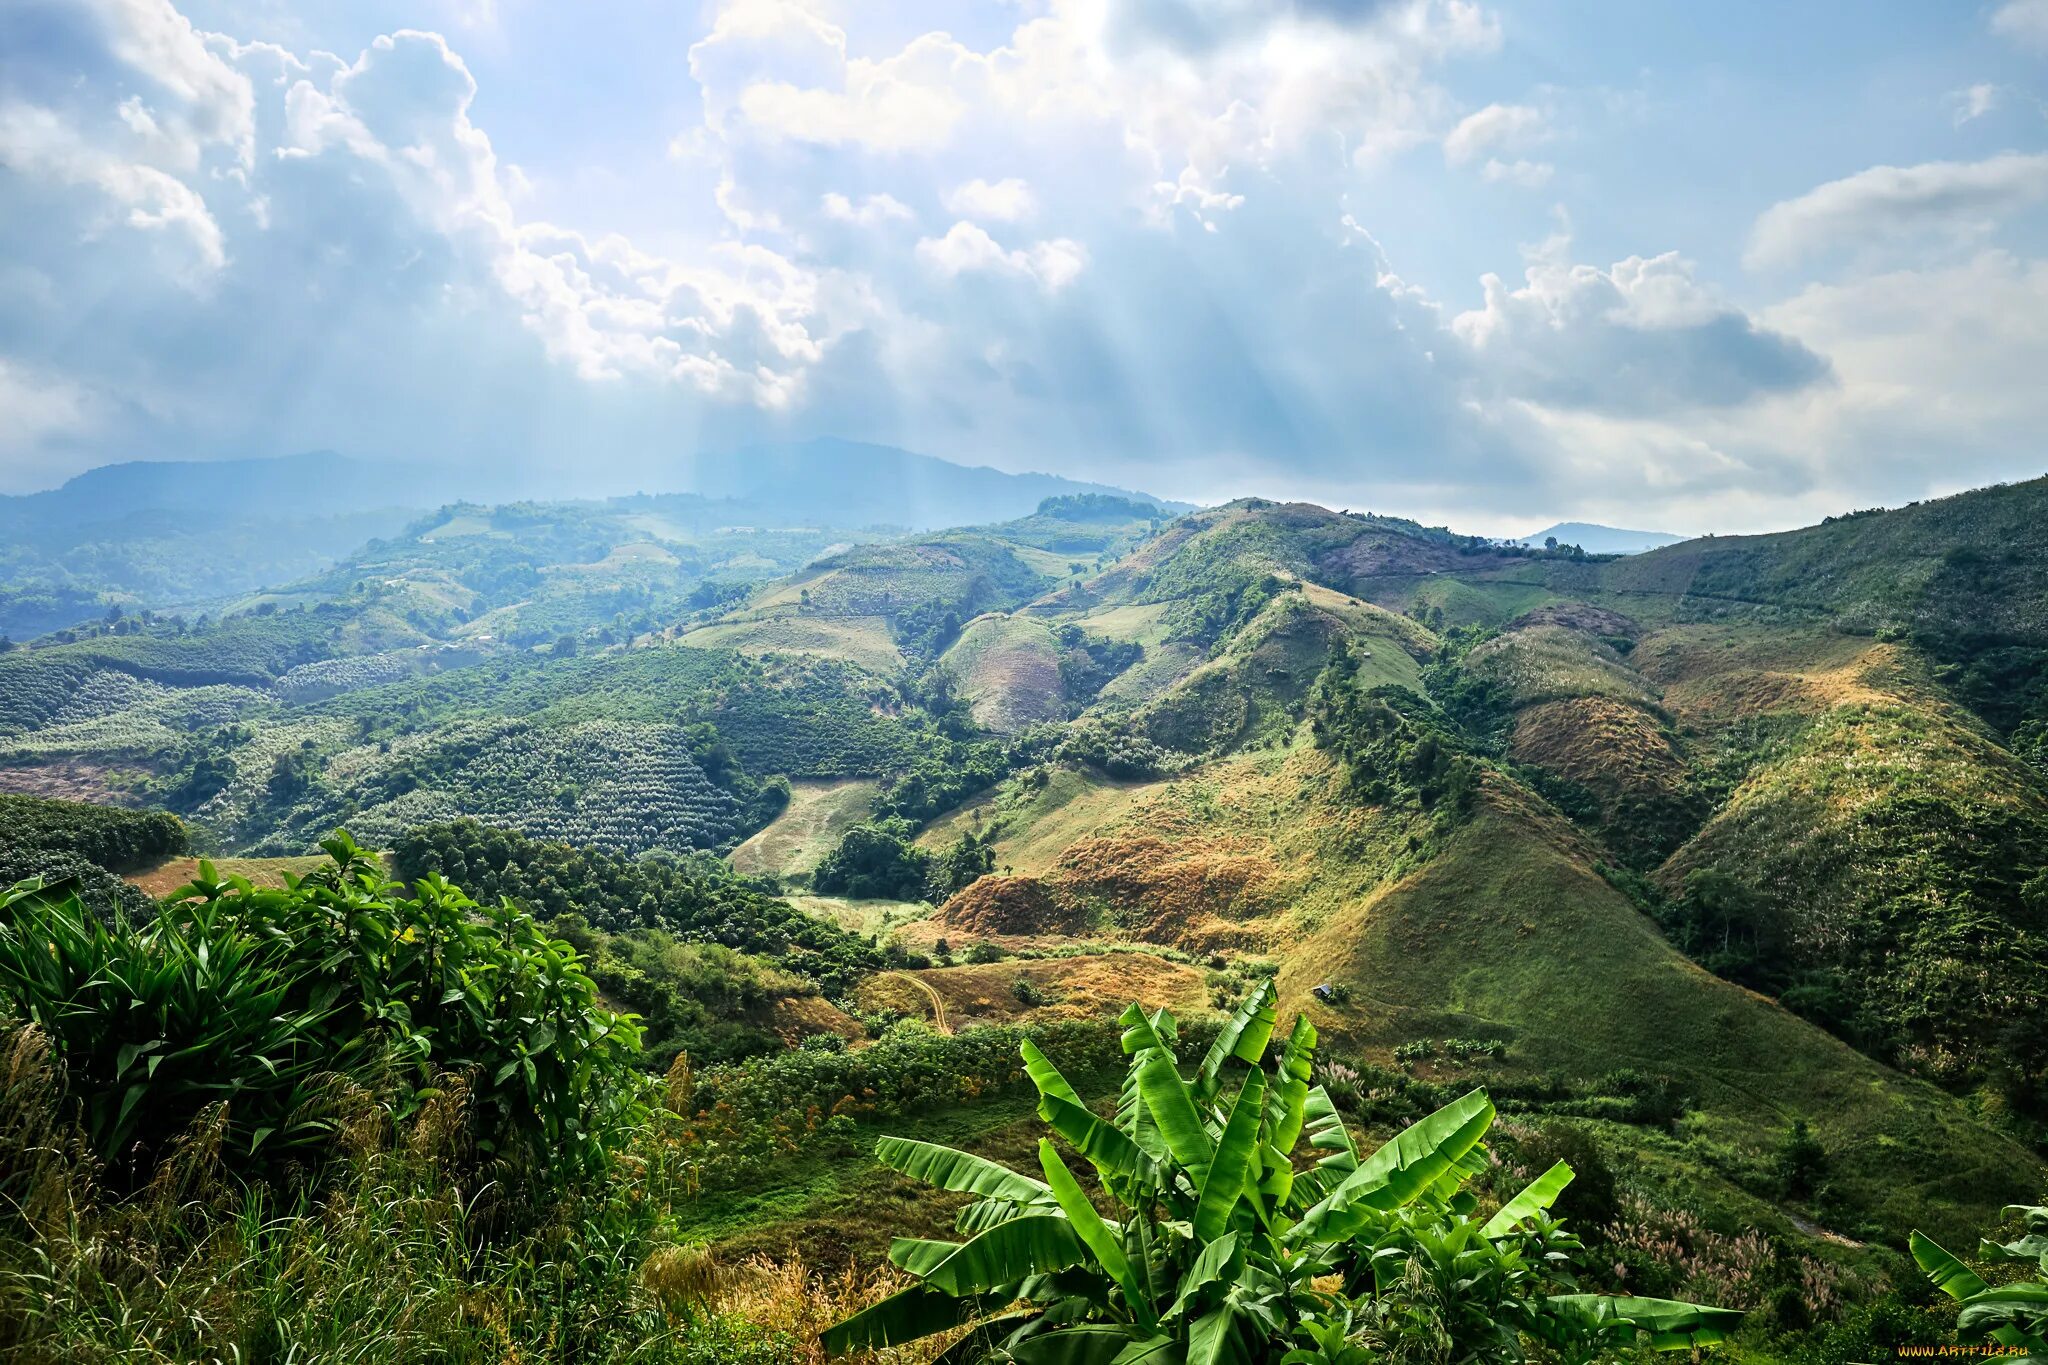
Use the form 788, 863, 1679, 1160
812, 818, 933, 901
551, 916, 817, 1067
0, 792, 185, 923
0, 792, 185, 871
1311, 647, 1483, 818
0, 832, 644, 1185
822, 982, 1737, 1363
394, 819, 881, 995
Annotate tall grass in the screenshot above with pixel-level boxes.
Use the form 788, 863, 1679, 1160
0, 1019, 942, 1364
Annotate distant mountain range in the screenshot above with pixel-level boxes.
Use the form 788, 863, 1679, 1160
1, 440, 1185, 536
670, 438, 1189, 528
1514, 521, 1685, 555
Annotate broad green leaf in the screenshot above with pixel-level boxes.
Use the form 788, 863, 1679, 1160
1264, 1014, 1316, 1157
1137, 1051, 1213, 1173
1024, 1039, 1087, 1108
879, 1136, 1052, 1203
1483, 1160, 1574, 1237
1955, 1284, 2048, 1337
821, 1284, 983, 1354
1302, 1085, 1357, 1172
1913, 1230, 1992, 1301
1013, 1327, 1182, 1365
1289, 1089, 1494, 1243
1165, 1233, 1239, 1323
920, 1214, 1088, 1295
1548, 1295, 1744, 1351
1026, 1039, 1143, 1176
892, 1238, 968, 1277
1040, 1140, 1158, 1332
1041, 1091, 1143, 1178
957, 1198, 1033, 1234
1117, 1060, 1171, 1163
1197, 980, 1278, 1098
1194, 1070, 1266, 1243
1119, 1003, 1181, 1061
1187, 1304, 1249, 1365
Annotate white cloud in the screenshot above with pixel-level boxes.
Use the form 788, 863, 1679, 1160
914, 221, 1088, 290
79, 0, 255, 163
1452, 247, 1830, 413
944, 177, 1035, 221
821, 191, 914, 225
0, 358, 102, 458
0, 102, 226, 269
1444, 101, 1545, 165
1991, 0, 2048, 52
1745, 151, 2048, 268
1949, 82, 1999, 125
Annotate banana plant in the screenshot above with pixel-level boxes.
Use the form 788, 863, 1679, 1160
1913, 1204, 2048, 1361
821, 982, 1737, 1365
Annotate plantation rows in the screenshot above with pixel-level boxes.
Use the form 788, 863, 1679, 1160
320, 719, 745, 857
2, 669, 272, 761
272, 652, 418, 702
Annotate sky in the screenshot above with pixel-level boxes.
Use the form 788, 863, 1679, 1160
1, 1, 2046, 535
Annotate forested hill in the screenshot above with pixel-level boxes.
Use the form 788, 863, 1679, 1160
2, 470, 2047, 1361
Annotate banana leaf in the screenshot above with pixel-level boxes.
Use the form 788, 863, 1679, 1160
1264, 1014, 1317, 1157
1137, 1049, 1216, 1172
1026, 1039, 1144, 1177
1955, 1283, 2048, 1337
1547, 1294, 1744, 1350
1120, 1003, 1183, 1061
1194, 1069, 1266, 1243
1041, 1139, 1159, 1332
1482, 1160, 1574, 1237
1289, 1089, 1494, 1243
879, 1135, 1052, 1203
1196, 980, 1278, 1099
821, 1283, 990, 1354
1914, 1230, 1993, 1300
1014, 1326, 1183, 1365
1119, 1057, 1172, 1163
918, 1214, 1090, 1296
958, 1198, 1033, 1234
1302, 1085, 1357, 1172
1164, 1233, 1240, 1323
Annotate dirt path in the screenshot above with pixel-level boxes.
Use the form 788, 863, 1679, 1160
886, 971, 950, 1034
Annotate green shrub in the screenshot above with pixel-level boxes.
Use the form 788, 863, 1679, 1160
0, 832, 644, 1185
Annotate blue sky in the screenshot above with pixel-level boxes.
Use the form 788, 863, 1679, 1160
2, 0, 2046, 533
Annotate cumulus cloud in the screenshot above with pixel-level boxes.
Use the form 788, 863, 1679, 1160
915, 222, 1088, 290
1991, 0, 2048, 52
5, 0, 2048, 533
1444, 102, 1544, 164
944, 177, 1035, 221
822, 191, 914, 225
0, 103, 226, 269
1452, 248, 1831, 413
1746, 151, 2048, 267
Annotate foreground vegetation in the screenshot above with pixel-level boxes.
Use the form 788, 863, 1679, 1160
0, 842, 2035, 1363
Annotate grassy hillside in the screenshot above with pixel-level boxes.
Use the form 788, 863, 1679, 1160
1278, 782, 2042, 1245
728, 779, 879, 879
910, 739, 2042, 1244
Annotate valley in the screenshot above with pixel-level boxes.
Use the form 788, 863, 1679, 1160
1, 454, 2044, 1362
